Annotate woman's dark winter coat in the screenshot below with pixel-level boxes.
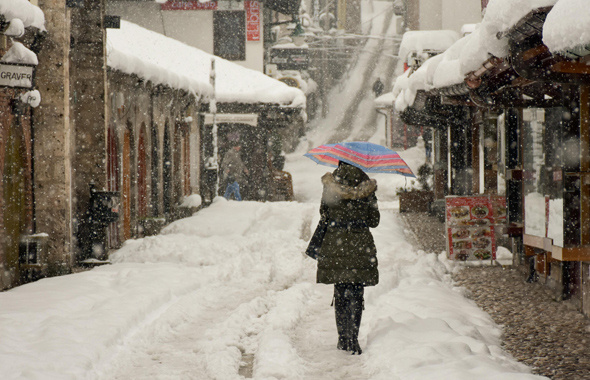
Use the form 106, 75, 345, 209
316, 164, 380, 286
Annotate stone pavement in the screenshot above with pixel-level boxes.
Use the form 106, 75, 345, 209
399, 211, 590, 380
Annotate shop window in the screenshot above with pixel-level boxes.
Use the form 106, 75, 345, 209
213, 11, 246, 61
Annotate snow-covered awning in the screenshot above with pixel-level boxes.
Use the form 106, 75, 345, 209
391, 0, 567, 112
483, 0, 556, 34
398, 30, 460, 64
107, 20, 306, 108
0, 0, 46, 31
543, 0, 590, 54
374, 92, 395, 109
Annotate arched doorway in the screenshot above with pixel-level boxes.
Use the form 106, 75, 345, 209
151, 122, 159, 216
182, 127, 191, 196
122, 125, 133, 240
137, 124, 148, 219
106, 124, 120, 248
163, 122, 172, 216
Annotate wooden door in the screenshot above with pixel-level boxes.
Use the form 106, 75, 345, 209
107, 125, 120, 248
122, 129, 132, 240
137, 126, 148, 218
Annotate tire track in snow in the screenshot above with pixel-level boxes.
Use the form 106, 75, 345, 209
97, 281, 268, 380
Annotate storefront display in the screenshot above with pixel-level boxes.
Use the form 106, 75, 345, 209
446, 195, 506, 261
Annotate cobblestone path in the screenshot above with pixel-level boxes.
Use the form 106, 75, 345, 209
400, 211, 590, 380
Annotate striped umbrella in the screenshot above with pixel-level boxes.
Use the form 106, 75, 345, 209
304, 141, 416, 177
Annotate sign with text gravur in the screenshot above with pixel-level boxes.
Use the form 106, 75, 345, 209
0, 63, 35, 89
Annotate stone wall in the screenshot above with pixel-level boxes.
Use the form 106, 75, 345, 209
32, 0, 74, 277
70, 1, 107, 243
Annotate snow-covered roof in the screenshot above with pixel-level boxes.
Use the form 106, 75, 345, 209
107, 20, 305, 108
392, 0, 564, 112
543, 0, 590, 53
483, 0, 556, 34
0, 0, 46, 31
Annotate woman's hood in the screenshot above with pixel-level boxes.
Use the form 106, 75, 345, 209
322, 172, 377, 202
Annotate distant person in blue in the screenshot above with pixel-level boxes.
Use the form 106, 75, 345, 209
221, 144, 248, 201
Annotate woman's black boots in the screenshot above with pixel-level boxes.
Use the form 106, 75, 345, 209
334, 285, 350, 351
349, 290, 363, 355
334, 284, 364, 355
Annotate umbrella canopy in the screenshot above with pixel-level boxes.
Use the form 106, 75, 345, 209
304, 141, 416, 177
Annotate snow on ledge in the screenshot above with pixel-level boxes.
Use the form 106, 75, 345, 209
374, 92, 394, 108
0, 42, 38, 65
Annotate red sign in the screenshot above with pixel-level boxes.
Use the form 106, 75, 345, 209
161, 1, 218, 10
245, 1, 260, 41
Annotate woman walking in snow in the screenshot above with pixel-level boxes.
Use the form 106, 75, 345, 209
308, 161, 380, 355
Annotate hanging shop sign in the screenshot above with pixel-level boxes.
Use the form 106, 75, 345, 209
0, 63, 35, 89
269, 48, 308, 70
245, 1, 260, 41
445, 195, 506, 262
204, 113, 258, 127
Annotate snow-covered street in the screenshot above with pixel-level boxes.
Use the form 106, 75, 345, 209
0, 145, 547, 379
0, 1, 552, 379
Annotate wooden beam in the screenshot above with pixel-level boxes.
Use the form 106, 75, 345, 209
552, 245, 590, 261
552, 61, 590, 75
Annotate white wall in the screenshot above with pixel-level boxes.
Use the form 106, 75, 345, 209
107, 3, 166, 35
106, 2, 264, 72
441, 0, 482, 32
416, 0, 482, 33
162, 11, 215, 54
418, 0, 442, 30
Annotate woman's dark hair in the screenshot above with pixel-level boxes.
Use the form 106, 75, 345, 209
335, 161, 369, 187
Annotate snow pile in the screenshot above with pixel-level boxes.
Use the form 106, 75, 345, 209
397, 30, 460, 69
0, 41, 38, 65
107, 20, 305, 108
0, 0, 45, 31
5, 18, 25, 37
180, 193, 202, 208
484, 0, 556, 34
543, 0, 590, 53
